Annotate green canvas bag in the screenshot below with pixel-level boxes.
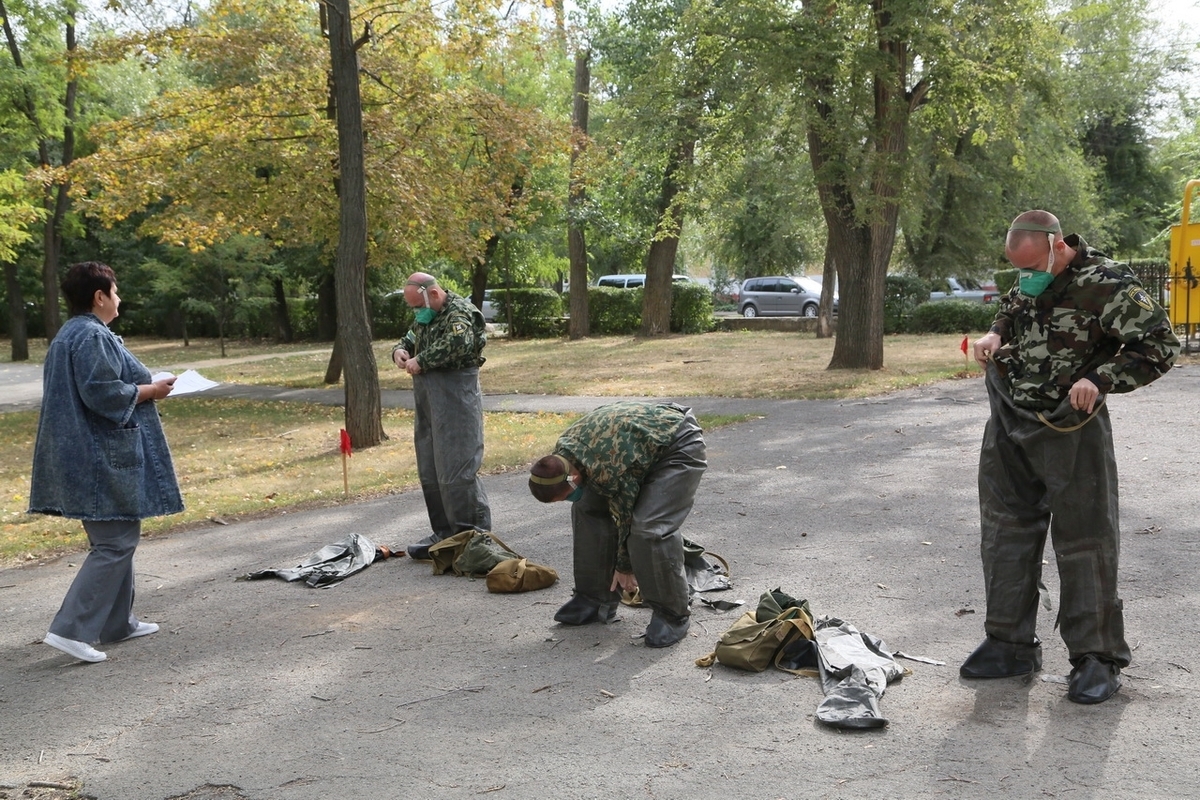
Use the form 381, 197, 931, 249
696, 588, 815, 673
427, 530, 478, 576
452, 531, 521, 577
428, 530, 522, 576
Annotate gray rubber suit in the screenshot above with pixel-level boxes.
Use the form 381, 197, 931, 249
569, 413, 706, 622
413, 367, 492, 539
978, 365, 1130, 667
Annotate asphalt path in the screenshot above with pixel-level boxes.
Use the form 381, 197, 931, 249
2, 364, 1198, 799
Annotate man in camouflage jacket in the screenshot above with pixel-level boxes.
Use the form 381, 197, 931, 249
392, 273, 492, 559
528, 402, 707, 648
961, 210, 1179, 704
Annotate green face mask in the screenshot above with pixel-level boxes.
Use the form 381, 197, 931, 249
414, 307, 436, 324
1009, 224, 1059, 299
565, 485, 584, 503
1018, 269, 1055, 298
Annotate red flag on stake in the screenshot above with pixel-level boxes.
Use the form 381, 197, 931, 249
960, 335, 970, 369
339, 429, 351, 496
960, 335, 969, 355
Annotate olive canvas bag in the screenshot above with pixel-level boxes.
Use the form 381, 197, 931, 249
427, 530, 521, 577
696, 587, 816, 673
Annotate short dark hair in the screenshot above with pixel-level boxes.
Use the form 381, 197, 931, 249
61, 262, 116, 316
529, 454, 571, 503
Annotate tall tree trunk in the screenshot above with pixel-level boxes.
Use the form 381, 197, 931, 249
817, 238, 836, 339
568, 50, 590, 340
273, 276, 294, 343
4, 263, 29, 361
802, 0, 924, 370
326, 0, 384, 448
472, 235, 500, 310
325, 335, 343, 384
641, 139, 694, 336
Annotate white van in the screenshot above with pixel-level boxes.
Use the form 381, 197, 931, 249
595, 274, 692, 289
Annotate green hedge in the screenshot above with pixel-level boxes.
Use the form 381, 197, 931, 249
371, 292, 416, 340
670, 281, 715, 334
492, 287, 563, 338
908, 299, 998, 333
884, 275, 931, 334
588, 286, 643, 335
582, 282, 715, 336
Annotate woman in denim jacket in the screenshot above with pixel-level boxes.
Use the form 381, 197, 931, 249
29, 262, 183, 663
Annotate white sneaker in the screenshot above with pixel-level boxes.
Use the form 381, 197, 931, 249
119, 621, 159, 641
44, 633, 107, 663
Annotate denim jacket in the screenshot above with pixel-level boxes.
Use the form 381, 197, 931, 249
29, 314, 184, 520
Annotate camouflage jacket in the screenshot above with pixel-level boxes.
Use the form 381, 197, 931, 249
396, 292, 486, 371
990, 234, 1179, 411
554, 402, 686, 573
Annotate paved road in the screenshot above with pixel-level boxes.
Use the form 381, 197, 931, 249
0, 362, 42, 411
2, 365, 1198, 799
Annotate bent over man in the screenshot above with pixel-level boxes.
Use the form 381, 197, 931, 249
392, 273, 492, 559
528, 401, 707, 648
962, 210, 1178, 704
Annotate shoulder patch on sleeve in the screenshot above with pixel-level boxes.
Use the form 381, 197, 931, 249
1127, 286, 1154, 311
452, 322, 467, 335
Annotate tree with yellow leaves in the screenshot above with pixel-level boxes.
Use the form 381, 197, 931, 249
72, 0, 562, 447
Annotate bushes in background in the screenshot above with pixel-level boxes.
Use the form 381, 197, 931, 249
908, 299, 998, 333
491, 288, 564, 338
670, 281, 715, 334
582, 282, 715, 336
884, 275, 930, 334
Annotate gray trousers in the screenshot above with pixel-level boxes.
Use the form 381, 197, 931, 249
978, 366, 1130, 667
49, 519, 142, 645
570, 412, 707, 620
412, 367, 492, 539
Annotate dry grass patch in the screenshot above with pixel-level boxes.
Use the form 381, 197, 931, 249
0, 398, 574, 564
166, 332, 987, 399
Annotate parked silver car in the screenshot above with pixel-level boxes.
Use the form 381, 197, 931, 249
929, 277, 999, 304
738, 275, 836, 317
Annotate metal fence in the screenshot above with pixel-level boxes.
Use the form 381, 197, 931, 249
1128, 260, 1170, 308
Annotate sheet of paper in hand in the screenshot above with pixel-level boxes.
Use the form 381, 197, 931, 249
151, 369, 219, 396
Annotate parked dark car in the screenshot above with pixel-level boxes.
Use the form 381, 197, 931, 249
738, 276, 836, 317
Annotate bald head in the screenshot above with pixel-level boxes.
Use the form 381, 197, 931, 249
1005, 210, 1071, 275
403, 272, 446, 311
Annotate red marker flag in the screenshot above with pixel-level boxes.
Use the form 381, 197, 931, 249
960, 335, 969, 355
339, 429, 352, 497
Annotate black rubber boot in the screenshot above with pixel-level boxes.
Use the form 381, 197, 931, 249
553, 595, 618, 626
406, 533, 444, 561
960, 636, 1042, 678
644, 611, 690, 648
1068, 654, 1122, 704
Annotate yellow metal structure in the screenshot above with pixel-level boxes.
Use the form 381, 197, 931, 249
1168, 179, 1200, 330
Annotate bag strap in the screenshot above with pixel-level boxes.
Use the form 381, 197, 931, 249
480, 530, 521, 558
704, 551, 731, 576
